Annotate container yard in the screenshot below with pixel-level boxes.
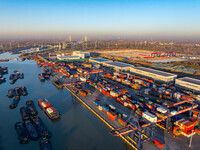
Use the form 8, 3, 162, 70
35, 55, 200, 150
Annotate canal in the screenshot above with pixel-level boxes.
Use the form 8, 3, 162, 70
0, 53, 129, 150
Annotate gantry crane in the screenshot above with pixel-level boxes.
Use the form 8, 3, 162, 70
111, 100, 198, 148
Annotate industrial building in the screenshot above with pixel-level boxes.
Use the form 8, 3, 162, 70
89, 58, 113, 65
175, 77, 200, 92
57, 51, 90, 60
73, 51, 90, 59
130, 67, 177, 82
104, 61, 134, 71
57, 55, 81, 60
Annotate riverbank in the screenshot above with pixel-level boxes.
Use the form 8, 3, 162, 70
0, 52, 128, 150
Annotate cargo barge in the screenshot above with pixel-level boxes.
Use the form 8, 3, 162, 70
38, 99, 60, 120
51, 80, 63, 89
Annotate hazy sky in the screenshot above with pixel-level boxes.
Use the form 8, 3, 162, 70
0, 0, 200, 40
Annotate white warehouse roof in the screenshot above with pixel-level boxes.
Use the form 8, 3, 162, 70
176, 77, 200, 92
105, 61, 134, 68
89, 58, 113, 64
130, 67, 177, 82
176, 77, 200, 85
57, 55, 80, 60
131, 67, 177, 77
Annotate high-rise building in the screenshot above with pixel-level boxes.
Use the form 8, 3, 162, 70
84, 35, 87, 42
62, 42, 66, 49
58, 43, 62, 50
69, 35, 72, 42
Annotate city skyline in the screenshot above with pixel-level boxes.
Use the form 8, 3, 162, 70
0, 0, 200, 40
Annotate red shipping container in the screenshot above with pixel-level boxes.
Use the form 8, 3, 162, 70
118, 118, 127, 126
130, 104, 135, 110
195, 128, 200, 133
176, 119, 195, 131
108, 111, 117, 120
102, 108, 108, 114
101, 89, 106, 94
153, 139, 163, 148
95, 97, 100, 101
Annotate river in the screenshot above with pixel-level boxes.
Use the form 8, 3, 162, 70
0, 53, 128, 150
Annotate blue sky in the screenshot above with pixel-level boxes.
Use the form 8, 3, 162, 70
0, 0, 200, 40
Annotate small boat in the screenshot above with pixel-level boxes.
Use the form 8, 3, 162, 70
38, 99, 60, 120
14, 87, 21, 97
15, 73, 20, 78
9, 74, 15, 80
38, 74, 45, 81
46, 71, 51, 75
8, 88, 15, 98
0, 67, 8, 74
19, 73, 24, 79
9, 96, 20, 109
10, 77, 18, 84
21, 58, 26, 61
14, 70, 18, 73
21, 86, 28, 96
24, 120, 39, 141
52, 80, 63, 89
20, 107, 30, 121
26, 100, 38, 116
40, 138, 52, 150
0, 77, 6, 84
15, 122, 30, 144
42, 73, 50, 79
31, 116, 51, 138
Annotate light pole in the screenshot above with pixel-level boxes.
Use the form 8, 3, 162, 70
189, 130, 194, 148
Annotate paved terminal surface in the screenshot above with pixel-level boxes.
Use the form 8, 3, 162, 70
53, 72, 200, 150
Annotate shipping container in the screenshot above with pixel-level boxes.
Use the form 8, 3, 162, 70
142, 111, 157, 122
118, 118, 127, 126
108, 111, 117, 120
157, 107, 168, 114
109, 105, 116, 110
110, 91, 118, 98
175, 118, 195, 132
98, 105, 103, 111
103, 106, 109, 112
94, 101, 99, 106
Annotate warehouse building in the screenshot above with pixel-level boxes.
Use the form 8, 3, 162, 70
72, 51, 90, 59
175, 77, 200, 92
57, 55, 81, 60
130, 67, 177, 82
104, 61, 134, 71
89, 58, 113, 65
